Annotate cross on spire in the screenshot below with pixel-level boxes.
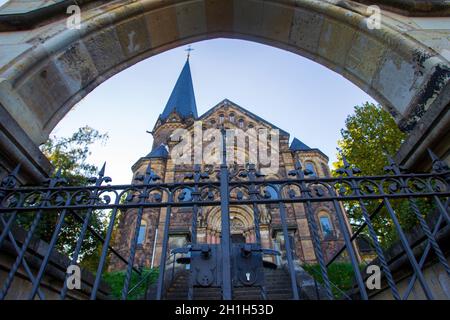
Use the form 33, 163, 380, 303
185, 45, 194, 60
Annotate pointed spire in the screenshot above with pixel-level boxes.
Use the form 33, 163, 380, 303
159, 59, 198, 121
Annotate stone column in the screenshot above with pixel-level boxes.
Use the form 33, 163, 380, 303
206, 230, 212, 244
294, 203, 317, 264
197, 227, 207, 244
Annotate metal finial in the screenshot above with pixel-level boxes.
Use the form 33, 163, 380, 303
336, 152, 361, 176
384, 154, 402, 175
48, 167, 66, 187
386, 154, 396, 167
10, 163, 21, 177
99, 162, 106, 177
54, 167, 62, 178
427, 148, 449, 173
427, 148, 440, 163
185, 45, 194, 60
341, 154, 350, 169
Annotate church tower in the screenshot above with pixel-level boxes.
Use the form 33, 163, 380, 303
150, 59, 198, 149
109, 57, 347, 271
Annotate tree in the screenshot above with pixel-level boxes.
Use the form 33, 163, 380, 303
333, 102, 406, 175
332, 103, 431, 247
41, 126, 109, 184
15, 126, 110, 271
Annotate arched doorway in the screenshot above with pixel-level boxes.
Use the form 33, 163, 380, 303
204, 205, 256, 244
231, 234, 246, 244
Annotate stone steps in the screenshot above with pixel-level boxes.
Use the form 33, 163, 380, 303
165, 269, 295, 300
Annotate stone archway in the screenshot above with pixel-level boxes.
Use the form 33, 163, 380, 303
0, 0, 449, 181
203, 205, 256, 244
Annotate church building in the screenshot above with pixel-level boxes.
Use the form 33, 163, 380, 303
109, 58, 345, 270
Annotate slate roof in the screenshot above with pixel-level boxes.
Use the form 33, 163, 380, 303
145, 144, 169, 159
289, 137, 311, 151
160, 59, 198, 120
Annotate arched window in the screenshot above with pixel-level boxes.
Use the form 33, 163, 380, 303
321, 163, 329, 177
238, 118, 244, 128
319, 214, 333, 238
219, 114, 224, 123
229, 113, 235, 122
248, 123, 254, 129
305, 162, 317, 177
137, 222, 147, 245
210, 119, 216, 125
178, 187, 193, 202
263, 185, 278, 200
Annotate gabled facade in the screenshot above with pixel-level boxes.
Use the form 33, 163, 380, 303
110, 60, 346, 270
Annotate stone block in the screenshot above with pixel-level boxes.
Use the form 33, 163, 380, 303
233, 0, 263, 36
0, 78, 45, 144
205, 0, 233, 33
175, 1, 207, 39
260, 3, 293, 43
372, 50, 426, 116
289, 8, 324, 53
298, 218, 310, 236
406, 30, 450, 62
318, 18, 356, 69
0, 43, 32, 70
53, 40, 98, 95
345, 33, 386, 85
301, 239, 316, 261
144, 6, 179, 49
116, 15, 151, 58
15, 75, 56, 129
83, 26, 125, 75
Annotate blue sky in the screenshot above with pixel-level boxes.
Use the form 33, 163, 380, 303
50, 38, 376, 184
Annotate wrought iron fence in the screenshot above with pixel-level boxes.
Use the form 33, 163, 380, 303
0, 149, 449, 300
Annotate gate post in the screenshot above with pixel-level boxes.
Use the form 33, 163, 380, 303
219, 127, 232, 300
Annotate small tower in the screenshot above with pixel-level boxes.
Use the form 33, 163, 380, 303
289, 137, 330, 177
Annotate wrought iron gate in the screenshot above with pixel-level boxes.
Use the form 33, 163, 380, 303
0, 149, 449, 300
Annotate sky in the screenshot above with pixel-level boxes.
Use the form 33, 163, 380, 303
48, 38, 377, 185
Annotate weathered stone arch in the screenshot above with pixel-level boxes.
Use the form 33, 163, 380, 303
0, 0, 449, 181
206, 205, 255, 233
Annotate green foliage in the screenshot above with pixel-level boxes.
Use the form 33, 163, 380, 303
302, 263, 357, 298
16, 126, 110, 270
102, 268, 159, 300
333, 102, 406, 174
40, 126, 109, 185
332, 103, 434, 248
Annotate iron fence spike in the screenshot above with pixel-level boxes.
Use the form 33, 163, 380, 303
99, 162, 107, 177
10, 163, 21, 177
427, 148, 449, 173
427, 148, 439, 162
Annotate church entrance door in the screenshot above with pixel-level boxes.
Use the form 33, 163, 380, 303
231, 234, 245, 243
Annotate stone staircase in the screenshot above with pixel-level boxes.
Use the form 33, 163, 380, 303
165, 268, 295, 300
